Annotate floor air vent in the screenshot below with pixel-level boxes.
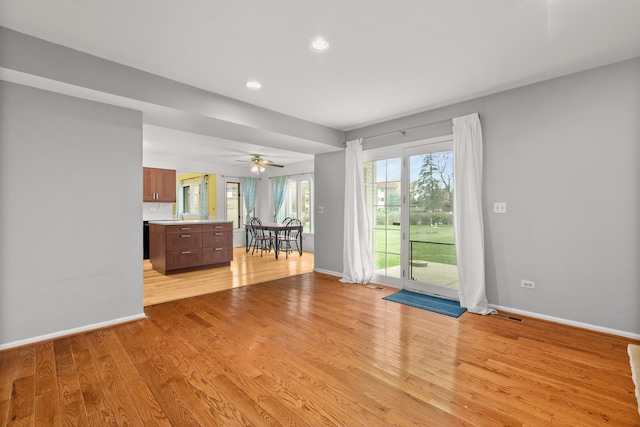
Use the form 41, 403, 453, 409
492, 313, 524, 323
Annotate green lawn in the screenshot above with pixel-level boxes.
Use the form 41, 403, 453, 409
373, 225, 456, 266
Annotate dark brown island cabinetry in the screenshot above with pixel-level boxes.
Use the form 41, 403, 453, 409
149, 221, 233, 274
143, 167, 176, 202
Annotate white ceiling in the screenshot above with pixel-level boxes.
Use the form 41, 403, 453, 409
1, 0, 639, 166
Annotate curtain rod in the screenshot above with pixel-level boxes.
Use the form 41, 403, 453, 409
355, 118, 453, 143
268, 172, 312, 179
220, 174, 261, 180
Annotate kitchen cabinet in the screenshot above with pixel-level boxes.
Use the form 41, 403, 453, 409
149, 221, 233, 274
143, 167, 176, 202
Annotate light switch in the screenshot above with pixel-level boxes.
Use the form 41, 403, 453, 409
493, 202, 507, 214
318, 206, 324, 214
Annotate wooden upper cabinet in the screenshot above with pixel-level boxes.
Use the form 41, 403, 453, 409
143, 168, 155, 201
143, 167, 176, 202
155, 168, 177, 202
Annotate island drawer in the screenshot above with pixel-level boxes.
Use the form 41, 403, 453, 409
203, 247, 232, 264
202, 223, 232, 232
202, 230, 232, 247
166, 248, 202, 270
166, 224, 203, 234
166, 232, 202, 250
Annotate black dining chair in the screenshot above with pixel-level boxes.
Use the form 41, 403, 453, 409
276, 217, 293, 242
248, 217, 273, 256
277, 218, 302, 259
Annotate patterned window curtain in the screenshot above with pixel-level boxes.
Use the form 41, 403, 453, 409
199, 175, 209, 220
240, 177, 258, 224
271, 175, 289, 222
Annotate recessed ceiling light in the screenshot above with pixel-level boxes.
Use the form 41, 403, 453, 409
246, 80, 261, 89
310, 38, 330, 52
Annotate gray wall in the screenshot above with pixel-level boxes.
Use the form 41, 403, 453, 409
0, 81, 144, 347
314, 150, 346, 274
315, 58, 640, 335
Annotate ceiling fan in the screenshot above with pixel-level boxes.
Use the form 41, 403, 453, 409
236, 154, 284, 174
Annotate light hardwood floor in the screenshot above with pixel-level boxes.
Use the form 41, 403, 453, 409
2, 266, 639, 425
144, 246, 315, 306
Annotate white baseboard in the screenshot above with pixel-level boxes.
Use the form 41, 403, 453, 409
0, 312, 147, 350
313, 268, 342, 277
490, 304, 640, 340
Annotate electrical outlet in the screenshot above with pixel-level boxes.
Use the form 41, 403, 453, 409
521, 280, 535, 289
493, 202, 507, 213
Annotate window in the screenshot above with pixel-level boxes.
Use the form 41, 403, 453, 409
226, 182, 241, 228
182, 183, 200, 214
276, 175, 313, 231
300, 179, 311, 231
225, 181, 254, 228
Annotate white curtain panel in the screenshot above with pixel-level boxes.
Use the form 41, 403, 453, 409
453, 113, 495, 314
341, 139, 373, 284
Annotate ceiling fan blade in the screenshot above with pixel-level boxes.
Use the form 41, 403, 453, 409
262, 161, 284, 168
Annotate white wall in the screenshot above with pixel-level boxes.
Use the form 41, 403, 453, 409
143, 202, 175, 221
317, 58, 640, 336
0, 81, 145, 348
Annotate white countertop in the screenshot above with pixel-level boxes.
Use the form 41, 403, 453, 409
148, 220, 233, 225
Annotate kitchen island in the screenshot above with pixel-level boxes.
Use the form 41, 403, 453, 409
149, 220, 233, 274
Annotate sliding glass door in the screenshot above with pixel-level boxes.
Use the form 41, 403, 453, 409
363, 158, 402, 279
364, 138, 459, 299
404, 143, 459, 299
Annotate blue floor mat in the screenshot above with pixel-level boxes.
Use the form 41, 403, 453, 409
383, 289, 466, 318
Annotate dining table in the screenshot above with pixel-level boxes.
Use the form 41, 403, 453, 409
244, 222, 303, 259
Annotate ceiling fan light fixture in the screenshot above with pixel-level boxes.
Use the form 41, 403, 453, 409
242, 154, 283, 174
250, 157, 267, 174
